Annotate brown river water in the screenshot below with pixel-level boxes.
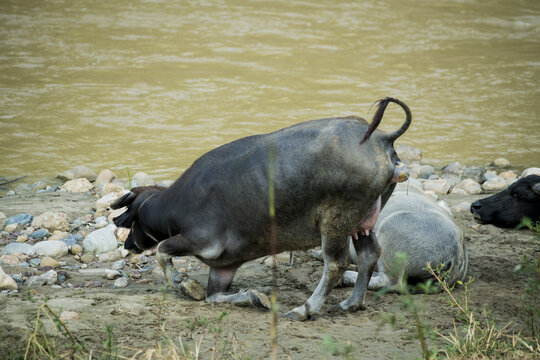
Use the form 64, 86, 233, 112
1, 0, 539, 183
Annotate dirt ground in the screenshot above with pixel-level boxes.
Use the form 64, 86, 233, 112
0, 190, 537, 359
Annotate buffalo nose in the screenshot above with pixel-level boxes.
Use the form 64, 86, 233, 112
470, 201, 481, 214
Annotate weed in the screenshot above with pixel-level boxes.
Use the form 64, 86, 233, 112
320, 335, 355, 359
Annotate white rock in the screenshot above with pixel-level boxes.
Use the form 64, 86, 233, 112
96, 193, 119, 211
31, 212, 70, 232
29, 241, 69, 258
59, 311, 79, 321
0, 212, 6, 228
57, 165, 97, 182
111, 260, 126, 270
82, 224, 118, 254
61, 178, 93, 193
114, 277, 128, 288
451, 202, 472, 213
95, 169, 117, 186
0, 266, 18, 290
78, 268, 108, 276
422, 179, 451, 195
0, 242, 34, 255
94, 216, 109, 229
133, 172, 155, 186
482, 176, 507, 192
453, 179, 482, 195
4, 223, 18, 233
520, 167, 540, 178
101, 183, 127, 196
97, 249, 122, 262
27, 270, 57, 287
104, 269, 122, 280
498, 170, 517, 179
493, 158, 510, 167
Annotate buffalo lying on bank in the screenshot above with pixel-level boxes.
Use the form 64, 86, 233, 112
313, 179, 468, 290
470, 175, 540, 228
112, 97, 411, 320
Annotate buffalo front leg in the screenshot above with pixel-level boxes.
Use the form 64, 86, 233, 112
156, 236, 205, 300
283, 235, 350, 321
337, 232, 380, 311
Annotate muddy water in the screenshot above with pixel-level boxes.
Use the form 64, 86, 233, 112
1, 0, 539, 182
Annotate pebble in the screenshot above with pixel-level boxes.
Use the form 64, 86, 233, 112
451, 202, 472, 213
61, 235, 80, 247
452, 179, 482, 195
29, 258, 41, 267
59, 311, 79, 321
131, 254, 149, 265
115, 227, 130, 243
78, 268, 108, 276
94, 216, 109, 229
520, 167, 540, 178
31, 212, 70, 232
70, 244, 83, 255
111, 260, 126, 271
0, 253, 28, 265
104, 269, 122, 280
0, 266, 18, 290
30, 240, 69, 258
422, 179, 451, 195
95, 169, 117, 186
29, 229, 50, 239
3, 223, 18, 233
82, 224, 118, 254
442, 162, 462, 176
31, 181, 48, 192
101, 183, 127, 196
40, 256, 59, 268
97, 250, 122, 262
493, 158, 510, 167
57, 165, 97, 182
61, 178, 94, 193
482, 176, 507, 192
26, 270, 57, 287
80, 254, 95, 263
96, 193, 119, 211
0, 242, 33, 255
5, 214, 34, 228
417, 165, 435, 179
499, 170, 517, 179
49, 231, 70, 241
461, 166, 485, 183
16, 235, 28, 243
114, 277, 128, 288
133, 172, 155, 186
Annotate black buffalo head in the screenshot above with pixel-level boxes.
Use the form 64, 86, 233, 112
470, 174, 540, 228
111, 186, 166, 253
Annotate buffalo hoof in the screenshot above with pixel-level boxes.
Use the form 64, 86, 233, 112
333, 300, 366, 313
206, 289, 271, 309
282, 305, 317, 321
178, 278, 205, 301
248, 289, 272, 309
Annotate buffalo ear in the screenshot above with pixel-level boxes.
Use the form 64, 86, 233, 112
532, 183, 540, 196
111, 191, 136, 209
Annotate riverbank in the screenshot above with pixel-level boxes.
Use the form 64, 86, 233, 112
1, 150, 539, 359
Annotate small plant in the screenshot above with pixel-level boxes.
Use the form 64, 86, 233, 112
320, 335, 354, 359
378, 253, 439, 360
126, 167, 133, 189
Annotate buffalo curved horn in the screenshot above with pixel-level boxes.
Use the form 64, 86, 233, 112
532, 183, 540, 196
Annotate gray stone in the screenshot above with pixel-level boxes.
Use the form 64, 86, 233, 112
57, 165, 97, 182
520, 167, 540, 178
78, 268, 108, 277
114, 277, 128, 288
0, 212, 6, 228
493, 158, 510, 168
442, 162, 462, 176
451, 201, 472, 213
461, 166, 486, 183
482, 176, 507, 192
0, 266, 18, 290
453, 179, 482, 195
417, 165, 435, 179
29, 229, 50, 239
31, 212, 70, 232
5, 214, 33, 228
95, 169, 117, 186
0, 242, 33, 255
82, 224, 118, 254
133, 172, 155, 186
30, 240, 69, 258
26, 270, 57, 287
111, 260, 126, 271
10, 273, 23, 284
60, 235, 80, 247
29, 258, 41, 267
94, 216, 109, 229
31, 182, 48, 192
422, 179, 451, 195
104, 269, 122, 280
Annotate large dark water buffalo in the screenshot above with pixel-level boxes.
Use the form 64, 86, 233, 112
112, 97, 411, 320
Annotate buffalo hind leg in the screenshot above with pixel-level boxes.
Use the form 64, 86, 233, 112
336, 232, 380, 311
283, 234, 350, 321
206, 266, 271, 309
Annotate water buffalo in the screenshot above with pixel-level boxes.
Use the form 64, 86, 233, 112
111, 97, 411, 320
327, 179, 468, 291
470, 175, 540, 228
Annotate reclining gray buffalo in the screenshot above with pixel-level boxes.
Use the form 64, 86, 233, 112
470, 174, 540, 228
313, 179, 468, 290
112, 97, 411, 320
